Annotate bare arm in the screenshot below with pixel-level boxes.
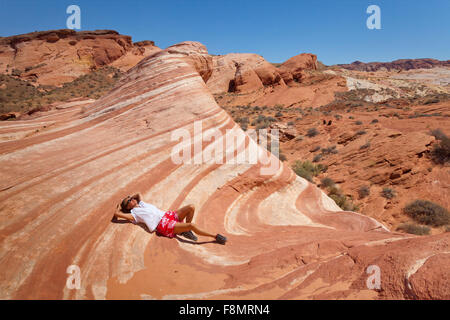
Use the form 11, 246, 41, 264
113, 204, 136, 223
131, 192, 142, 203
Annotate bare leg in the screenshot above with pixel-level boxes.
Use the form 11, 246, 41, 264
176, 204, 195, 223
173, 222, 216, 238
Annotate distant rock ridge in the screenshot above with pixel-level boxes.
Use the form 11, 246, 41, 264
337, 58, 450, 72
0, 29, 161, 86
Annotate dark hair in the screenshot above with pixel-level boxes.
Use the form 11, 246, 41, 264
121, 196, 131, 213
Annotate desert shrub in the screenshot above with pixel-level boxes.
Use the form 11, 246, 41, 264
321, 177, 336, 188
313, 154, 323, 162
381, 187, 396, 199
445, 225, 450, 232
430, 128, 447, 140
397, 223, 430, 235
356, 130, 367, 136
11, 69, 22, 76
424, 98, 440, 104
358, 186, 370, 199
403, 200, 450, 227
431, 136, 450, 164
334, 114, 342, 120
306, 127, 319, 137
371, 119, 379, 124
253, 106, 260, 111
275, 111, 283, 117
287, 121, 294, 126
292, 160, 326, 182
321, 145, 338, 155
360, 142, 371, 150
256, 122, 269, 130
355, 120, 363, 125
328, 190, 359, 211
311, 146, 321, 152
278, 153, 287, 161
349, 116, 355, 119
327, 186, 356, 210
240, 123, 248, 131
236, 116, 249, 124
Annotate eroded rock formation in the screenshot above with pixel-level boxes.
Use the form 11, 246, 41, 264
0, 29, 161, 86
0, 41, 448, 300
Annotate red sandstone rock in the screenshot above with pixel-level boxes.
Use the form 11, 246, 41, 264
337, 58, 450, 72
0, 29, 161, 86
0, 41, 448, 300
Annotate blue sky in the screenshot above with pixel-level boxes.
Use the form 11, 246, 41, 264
0, 0, 449, 65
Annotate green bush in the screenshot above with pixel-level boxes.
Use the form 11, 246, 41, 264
403, 200, 450, 227
397, 223, 430, 235
306, 127, 319, 137
292, 160, 327, 182
431, 136, 450, 164
430, 128, 446, 141
313, 154, 323, 162
381, 187, 396, 199
321, 177, 336, 188
358, 186, 370, 199
321, 145, 338, 155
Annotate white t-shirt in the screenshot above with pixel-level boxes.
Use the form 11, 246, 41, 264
130, 200, 166, 232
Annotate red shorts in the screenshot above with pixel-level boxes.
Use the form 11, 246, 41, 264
156, 210, 180, 238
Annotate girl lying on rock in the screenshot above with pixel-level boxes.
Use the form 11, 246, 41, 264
112, 192, 227, 245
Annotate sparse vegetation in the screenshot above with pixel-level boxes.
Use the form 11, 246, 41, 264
370, 119, 379, 124
381, 187, 396, 199
292, 160, 327, 182
355, 120, 363, 125
431, 133, 450, 165
403, 200, 450, 227
397, 223, 430, 235
321, 145, 338, 155
430, 128, 446, 141
356, 130, 367, 136
313, 154, 323, 162
306, 127, 319, 137
327, 186, 359, 211
321, 177, 336, 188
358, 186, 370, 199
0, 66, 124, 114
